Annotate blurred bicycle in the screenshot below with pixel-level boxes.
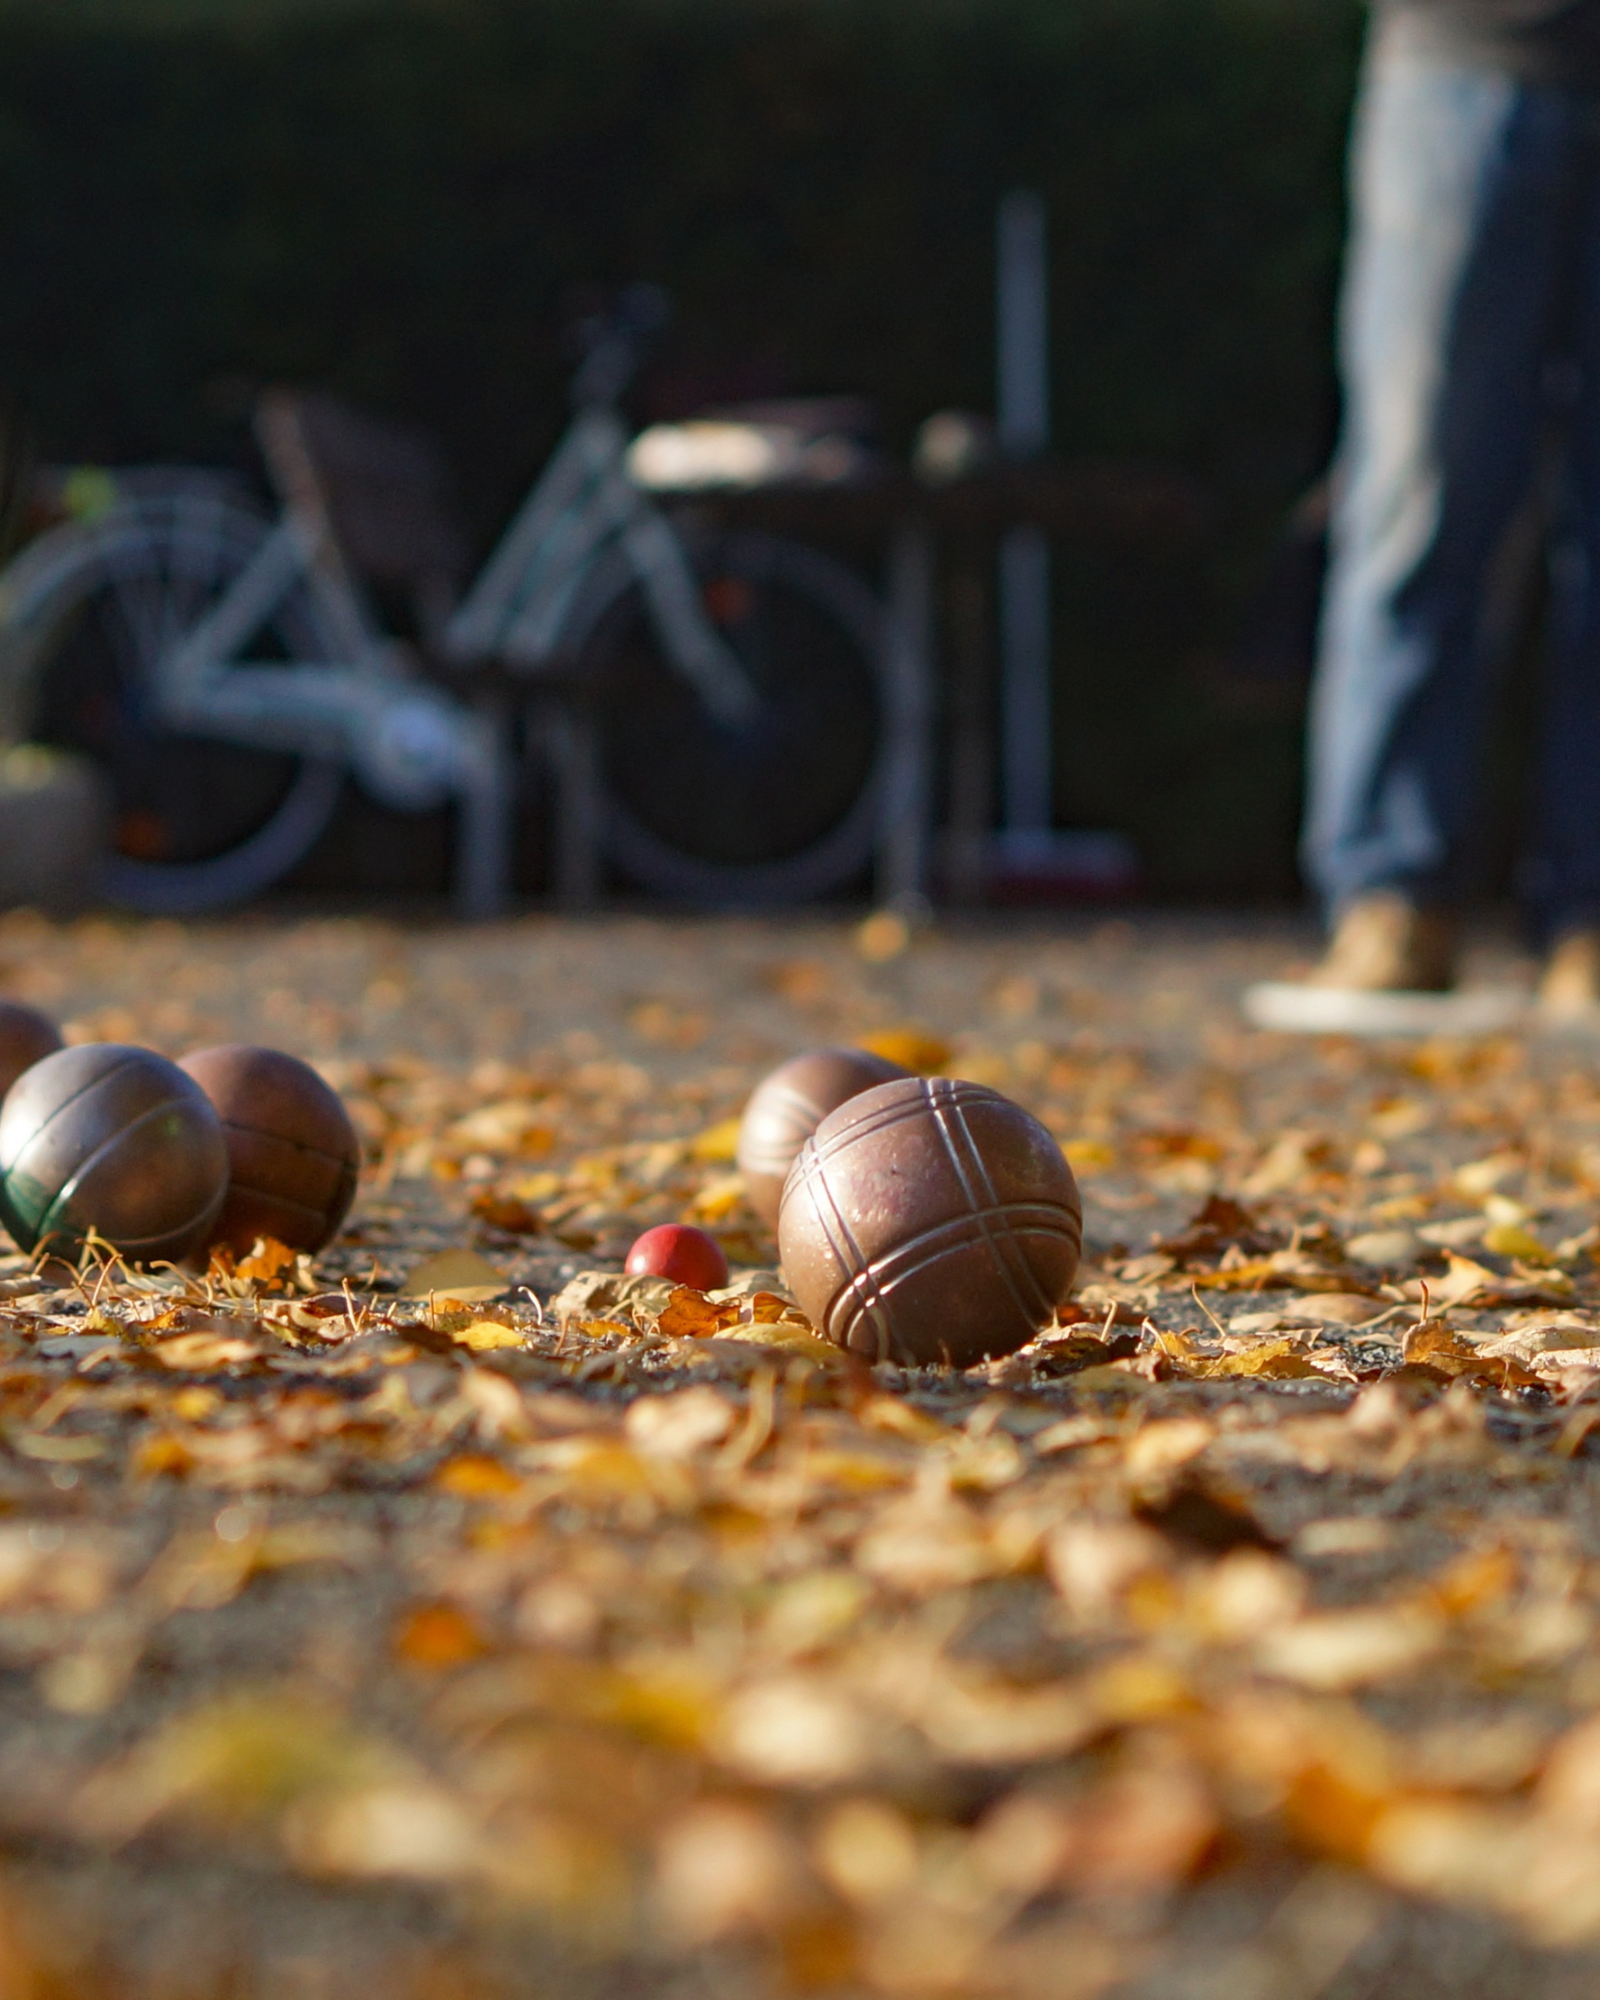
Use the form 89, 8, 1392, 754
0, 290, 907, 915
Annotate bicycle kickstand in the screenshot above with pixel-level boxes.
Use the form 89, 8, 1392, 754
453, 708, 515, 920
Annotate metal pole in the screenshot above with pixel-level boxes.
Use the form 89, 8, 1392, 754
996, 190, 1053, 840
997, 190, 1050, 458
876, 522, 935, 911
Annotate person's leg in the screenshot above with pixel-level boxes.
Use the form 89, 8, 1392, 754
1528, 124, 1600, 958
1303, 55, 1581, 937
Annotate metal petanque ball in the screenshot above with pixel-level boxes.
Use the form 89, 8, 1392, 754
737, 1047, 911, 1227
179, 1044, 361, 1256
778, 1075, 1083, 1368
0, 1044, 229, 1264
0, 1000, 63, 1102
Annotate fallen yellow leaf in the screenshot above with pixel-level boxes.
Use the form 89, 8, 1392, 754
689, 1118, 742, 1164
448, 1320, 524, 1353
1198, 1340, 1320, 1381
1482, 1222, 1553, 1266
688, 1173, 746, 1223
722, 1323, 841, 1366
434, 1455, 524, 1500
857, 1028, 951, 1074
399, 1249, 510, 1304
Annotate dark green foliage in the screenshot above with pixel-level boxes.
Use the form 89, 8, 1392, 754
0, 0, 1366, 896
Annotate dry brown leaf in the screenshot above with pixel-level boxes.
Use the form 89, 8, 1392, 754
716, 1678, 873, 1785
1432, 1255, 1500, 1309
235, 1237, 299, 1287
656, 1288, 743, 1342
1200, 1339, 1320, 1382
1157, 1195, 1278, 1265
394, 1603, 491, 1672
1402, 1321, 1540, 1389
469, 1190, 546, 1236
1188, 1259, 1280, 1292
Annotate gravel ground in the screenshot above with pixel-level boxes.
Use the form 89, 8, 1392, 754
0, 905, 1598, 2000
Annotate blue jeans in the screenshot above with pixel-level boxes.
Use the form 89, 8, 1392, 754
1304, 48, 1600, 937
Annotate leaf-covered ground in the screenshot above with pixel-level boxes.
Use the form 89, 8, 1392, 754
5, 907, 1600, 1998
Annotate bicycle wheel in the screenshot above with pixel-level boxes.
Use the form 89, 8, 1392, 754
568, 530, 894, 903
0, 484, 343, 915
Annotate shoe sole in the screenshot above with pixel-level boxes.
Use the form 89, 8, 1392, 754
1242, 982, 1528, 1039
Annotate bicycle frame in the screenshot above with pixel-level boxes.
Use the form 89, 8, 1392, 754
445, 407, 755, 724
138, 395, 762, 914
160, 400, 754, 767
0, 284, 932, 922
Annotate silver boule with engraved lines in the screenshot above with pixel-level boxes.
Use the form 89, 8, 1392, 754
737, 1046, 911, 1227
0, 1044, 229, 1264
777, 1075, 1082, 1366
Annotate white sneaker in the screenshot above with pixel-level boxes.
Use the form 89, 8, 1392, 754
1243, 894, 1528, 1038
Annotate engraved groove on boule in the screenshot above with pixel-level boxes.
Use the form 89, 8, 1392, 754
804, 1080, 946, 1161
800, 1074, 1069, 1344
927, 1079, 1059, 1331
739, 1081, 828, 1174
827, 1203, 1080, 1353
779, 1073, 1083, 1367
799, 1134, 895, 1362
739, 1049, 912, 1227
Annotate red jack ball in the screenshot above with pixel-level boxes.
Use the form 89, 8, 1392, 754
625, 1223, 729, 1292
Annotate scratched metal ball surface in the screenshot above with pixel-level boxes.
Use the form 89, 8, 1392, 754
778, 1075, 1083, 1367
0, 1044, 229, 1263
737, 1047, 911, 1227
179, 1045, 361, 1256
0, 1001, 62, 1102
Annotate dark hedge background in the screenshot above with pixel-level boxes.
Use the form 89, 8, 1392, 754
0, 0, 1368, 898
